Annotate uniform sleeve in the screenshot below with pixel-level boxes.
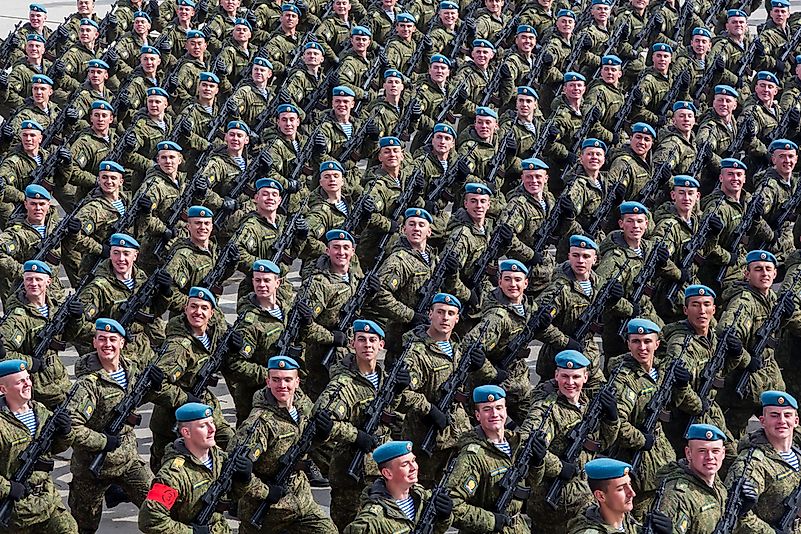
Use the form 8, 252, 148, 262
727, 450, 774, 534
316, 379, 359, 444
370, 253, 415, 323
396, 348, 433, 416
156, 338, 193, 408
446, 448, 497, 532
138, 465, 193, 534
301, 276, 337, 345
612, 373, 648, 450
227, 314, 274, 387
67, 378, 109, 452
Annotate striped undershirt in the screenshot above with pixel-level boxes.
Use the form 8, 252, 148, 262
14, 409, 37, 437
396, 495, 415, 521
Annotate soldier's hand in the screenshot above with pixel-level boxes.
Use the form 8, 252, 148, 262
177, 117, 193, 136
105, 46, 119, 66
53, 410, 72, 436
162, 228, 176, 243
565, 152, 579, 166
0, 71, 8, 91
455, 84, 469, 105
313, 131, 327, 154
424, 404, 449, 429
434, 492, 453, 520
57, 146, 72, 163
232, 455, 253, 483
411, 311, 429, 327
504, 135, 518, 156
185, 392, 202, 404
557, 461, 577, 481
530, 305, 554, 333
531, 432, 547, 465
264, 481, 286, 505
0, 121, 14, 141
29, 356, 42, 373
312, 410, 334, 440
102, 433, 122, 452
365, 119, 379, 140
726, 333, 743, 359
598, 389, 619, 421
394, 365, 411, 393
491, 369, 507, 385
781, 296, 797, 318
362, 194, 376, 214
673, 360, 692, 388
193, 176, 210, 197
468, 288, 480, 309
640, 432, 656, 451
631, 86, 643, 104
148, 0, 159, 14
564, 337, 583, 352
497, 223, 514, 246
0, 341, 5, 359
607, 281, 625, 304
541, 51, 554, 67
790, 107, 801, 127
366, 273, 381, 292
8, 481, 29, 501
456, 158, 472, 179
67, 299, 84, 318
330, 329, 348, 347
739, 479, 758, 517
499, 62, 512, 80
66, 216, 82, 234
191, 525, 211, 534
580, 33, 592, 50
654, 244, 670, 267
707, 213, 723, 235
246, 9, 258, 28
56, 25, 70, 41
355, 430, 379, 453
294, 216, 309, 239
467, 345, 486, 371
158, 38, 172, 53
492, 513, 511, 532
65, 106, 80, 123
648, 511, 673, 534
558, 194, 576, 218
297, 300, 314, 326
285, 179, 301, 194
713, 54, 725, 73
443, 252, 460, 275
7, 31, 19, 48
221, 196, 238, 213
150, 366, 165, 389
228, 330, 245, 351
410, 100, 422, 120
775, 58, 787, 75
213, 56, 227, 76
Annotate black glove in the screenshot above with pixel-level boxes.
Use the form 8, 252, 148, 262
558, 194, 576, 218
565, 152, 579, 166
294, 216, 309, 239
541, 51, 554, 67
580, 34, 593, 50
213, 56, 227, 76
468, 288, 480, 309
28, 357, 42, 373
790, 107, 801, 126
365, 120, 379, 139
781, 297, 796, 318
57, 146, 72, 163
246, 9, 258, 27
7, 32, 18, 48
648, 511, 673, 534
530, 305, 555, 333
53, 410, 72, 436
394, 365, 411, 393
331, 330, 348, 347
185, 392, 202, 404
497, 223, 514, 245
231, 455, 253, 483
264, 482, 286, 505
674, 360, 692, 388
277, 88, 292, 104
228, 330, 244, 352
557, 461, 577, 481
411, 311, 429, 327
530, 432, 547, 465
191, 525, 211, 534
67, 299, 84, 318
433, 491, 453, 520
66, 216, 82, 234
776, 58, 787, 75
162, 228, 175, 243
499, 62, 512, 80
221, 196, 238, 213
752, 196, 765, 219
493, 512, 512, 532
177, 117, 192, 136
457, 158, 472, 179
0, 72, 8, 91
467, 345, 486, 371
297, 300, 314, 326
285, 179, 300, 195
707, 214, 723, 235
8, 481, 28, 501
313, 410, 333, 440
456, 84, 469, 105
65, 106, 80, 123
641, 432, 656, 451
355, 430, 379, 453
504, 135, 518, 156
158, 38, 172, 53
51, 58, 66, 78
150, 366, 165, 389
726, 334, 743, 359
155, 270, 174, 297
738, 479, 758, 517
105, 46, 119, 67
631, 86, 643, 104
366, 273, 381, 292
564, 337, 583, 352
598, 389, 619, 421
103, 433, 122, 452
193, 176, 210, 197
313, 131, 327, 154
491, 369, 508, 385
655, 244, 670, 267
547, 125, 559, 140
424, 404, 448, 429
713, 54, 725, 73
362, 194, 376, 214
0, 121, 13, 141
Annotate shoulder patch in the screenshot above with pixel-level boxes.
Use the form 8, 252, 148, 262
465, 443, 481, 454
244, 311, 256, 324
463, 475, 478, 496
172, 457, 185, 469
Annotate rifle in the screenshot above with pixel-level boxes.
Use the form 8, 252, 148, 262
572, 264, 625, 343
630, 12, 661, 53
414, 234, 460, 315
726, 115, 753, 157
391, 97, 419, 139
776, 480, 801, 534
425, 156, 467, 206
421, 322, 490, 455
584, 182, 623, 240
410, 455, 458, 534
419, 79, 467, 147
0, 23, 23, 70
611, 77, 643, 140
479, 59, 506, 107
530, 115, 557, 159
773, 93, 801, 141
0, 383, 79, 527
40, 103, 74, 149
641, 478, 669, 534
688, 141, 711, 179
117, 263, 172, 330
664, 209, 717, 301
43, 16, 70, 58
189, 313, 247, 399
405, 23, 436, 78
703, 0, 727, 27
692, 56, 720, 102
781, 24, 801, 63
630, 337, 691, 473
152, 172, 203, 257
200, 236, 242, 295
618, 239, 667, 338
671, 0, 693, 44
302, 68, 335, 115
711, 448, 756, 534
275, 285, 311, 359
715, 187, 764, 283
492, 8, 524, 49
592, 22, 630, 78
29, 290, 84, 365
447, 18, 475, 61
736, 38, 761, 84
96, 2, 119, 46
498, 304, 556, 370
559, 106, 601, 186
684, 305, 744, 434
193, 419, 261, 526
635, 157, 674, 208
346, 345, 412, 480
545, 362, 625, 508
250, 387, 342, 528
524, 45, 551, 87
494, 401, 555, 514
657, 70, 690, 119
289, 126, 322, 184
354, 53, 386, 115
270, 195, 310, 265
29, 198, 89, 265
754, 181, 801, 250
735, 269, 801, 399
484, 130, 515, 191
88, 346, 167, 477
466, 205, 518, 290
338, 115, 375, 163
212, 151, 269, 228
530, 193, 567, 261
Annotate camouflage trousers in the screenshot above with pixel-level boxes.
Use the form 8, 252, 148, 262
238, 489, 338, 534
330, 473, 378, 531
0, 504, 78, 534
527, 477, 593, 534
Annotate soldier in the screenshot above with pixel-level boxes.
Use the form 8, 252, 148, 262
283, 41, 327, 112
174, 71, 223, 172
385, 13, 423, 75
336, 25, 379, 103
364, 69, 421, 148
758, 0, 794, 75
111, 11, 153, 85
265, 4, 305, 81
741, 71, 783, 171
265, 103, 323, 196
158, 0, 196, 70
633, 44, 686, 128
412, 55, 466, 155
652, 101, 698, 176
499, 87, 552, 190
229, 56, 274, 126
364, 0, 402, 45
607, 122, 656, 202
457, 106, 517, 200
673, 28, 716, 108
0, 359, 77, 534
319, 85, 372, 191
708, 10, 751, 91
0, 260, 84, 408
317, 0, 355, 59
572, 0, 613, 79
230, 355, 339, 533
540, 9, 578, 105
342, 440, 454, 533
317, 319, 410, 529
1, 34, 53, 116
451, 40, 496, 131
171, 29, 211, 113
446, 385, 538, 533
653, 424, 728, 534
204, 4, 249, 58
67, 318, 168, 532
497, 26, 538, 108
139, 402, 255, 533
474, 0, 510, 42
68, 58, 115, 131
585, 55, 627, 147
549, 73, 601, 174
696, 85, 744, 191
753, 139, 799, 264
124, 86, 173, 186
119, 46, 170, 126
196, 119, 253, 209
724, 390, 801, 532
521, 0, 555, 38
54, 17, 103, 99
10, 4, 52, 63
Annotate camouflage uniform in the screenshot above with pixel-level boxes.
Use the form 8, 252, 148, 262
0, 145, 56, 227
0, 209, 63, 302
125, 111, 174, 184
653, 460, 727, 534
652, 125, 697, 176
585, 78, 626, 147
229, 80, 274, 127
60, 128, 119, 213
567, 503, 642, 533
751, 167, 797, 263
607, 145, 653, 201
163, 237, 220, 312
3, 58, 53, 113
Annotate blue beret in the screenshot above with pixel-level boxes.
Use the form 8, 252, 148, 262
430, 54, 451, 66
563, 71, 586, 83
99, 160, 124, 174
499, 259, 528, 274
253, 56, 273, 68
332, 85, 355, 97
268, 355, 300, 369
157, 140, 182, 152
109, 233, 140, 249
186, 29, 206, 39
227, 120, 250, 134
517, 24, 537, 35
353, 319, 385, 338
276, 103, 300, 115
797, 54, 801, 64
720, 157, 747, 170
352, 25, 372, 36
396, 12, 416, 23
472, 38, 495, 50
772, 0, 790, 7
234, 17, 252, 29
188, 286, 217, 308
29, 3, 46, 12
581, 138, 607, 152
585, 458, 632, 480
20, 119, 44, 131
404, 207, 433, 223
24, 184, 50, 200
686, 423, 727, 441
81, 18, 99, 28
95, 318, 126, 337
757, 71, 780, 86
252, 259, 280, 274
672, 100, 697, 113
439, 0, 459, 8
187, 205, 213, 218
521, 157, 548, 171
134, 10, 151, 21
632, 122, 656, 138
672, 175, 699, 188
556, 8, 575, 18
320, 160, 344, 174
473, 384, 506, 403
714, 84, 739, 97
761, 390, 798, 409
727, 8, 747, 17
373, 441, 413, 465
146, 87, 169, 98
26, 33, 46, 43
684, 284, 716, 300
0, 359, 29, 377
379, 136, 402, 148
746, 249, 777, 265
255, 178, 283, 192
475, 106, 498, 119
652, 42, 673, 54
517, 85, 539, 98
304, 41, 323, 51
569, 234, 598, 250
464, 182, 493, 196
591, 0, 612, 4
325, 229, 355, 244
199, 71, 220, 83
619, 201, 648, 215
769, 139, 798, 152
23, 259, 52, 276
555, 350, 590, 369
692, 27, 712, 38
175, 402, 213, 422
91, 99, 114, 111
601, 54, 622, 66
383, 68, 402, 79
281, 3, 301, 14
177, 0, 196, 6
433, 123, 456, 137
626, 318, 661, 335
432, 292, 461, 310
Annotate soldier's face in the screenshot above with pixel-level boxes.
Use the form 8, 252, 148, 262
251, 64, 272, 84
464, 193, 490, 222
627, 333, 659, 365
403, 217, 431, 246
521, 169, 547, 196
516, 95, 536, 117
199, 80, 219, 101
23, 272, 51, 297
672, 109, 695, 132
177, 5, 194, 21
20, 128, 43, 152
252, 272, 280, 298
158, 150, 182, 174
516, 32, 536, 53
685, 440, 725, 480
188, 217, 213, 242
141, 53, 161, 73
186, 37, 206, 58
569, 248, 596, 275
98, 171, 124, 194
725, 16, 747, 37
24, 198, 49, 223
595, 475, 635, 514
29, 11, 46, 28
580, 147, 605, 170
352, 332, 384, 364
397, 22, 415, 40
771, 148, 798, 175
683, 296, 715, 330
563, 80, 585, 100
226, 129, 249, 152
147, 95, 168, 115
256, 187, 281, 212
760, 407, 799, 441
755, 80, 779, 103
619, 214, 648, 240
277, 112, 300, 137
185, 298, 213, 329
281, 11, 299, 29
719, 168, 744, 195
0, 371, 33, 404
326, 240, 355, 269
471, 46, 494, 68
591, 4, 609, 22
332, 96, 355, 118
320, 170, 343, 192
383, 76, 404, 96
439, 8, 458, 26
428, 303, 459, 336
485, 0, 502, 13
651, 51, 671, 72
600, 65, 622, 84
221, 0, 239, 12
555, 368, 588, 401
91, 109, 113, 132
182, 418, 217, 449
556, 16, 575, 35
77, 0, 93, 13
93, 332, 124, 362
670, 186, 698, 214
382, 453, 418, 485
233, 25, 251, 42
630, 0, 648, 9
351, 35, 371, 52
26, 40, 44, 59
475, 398, 507, 434
629, 132, 653, 157
712, 95, 737, 118
746, 261, 776, 290
267, 369, 300, 404
429, 63, 450, 86
110, 246, 138, 275
79, 25, 98, 45
771, 6, 789, 25
133, 16, 150, 34
87, 67, 108, 87
333, 0, 350, 15
303, 48, 323, 67
690, 35, 710, 56
473, 116, 497, 140
499, 272, 528, 301
379, 146, 403, 169
431, 132, 454, 155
